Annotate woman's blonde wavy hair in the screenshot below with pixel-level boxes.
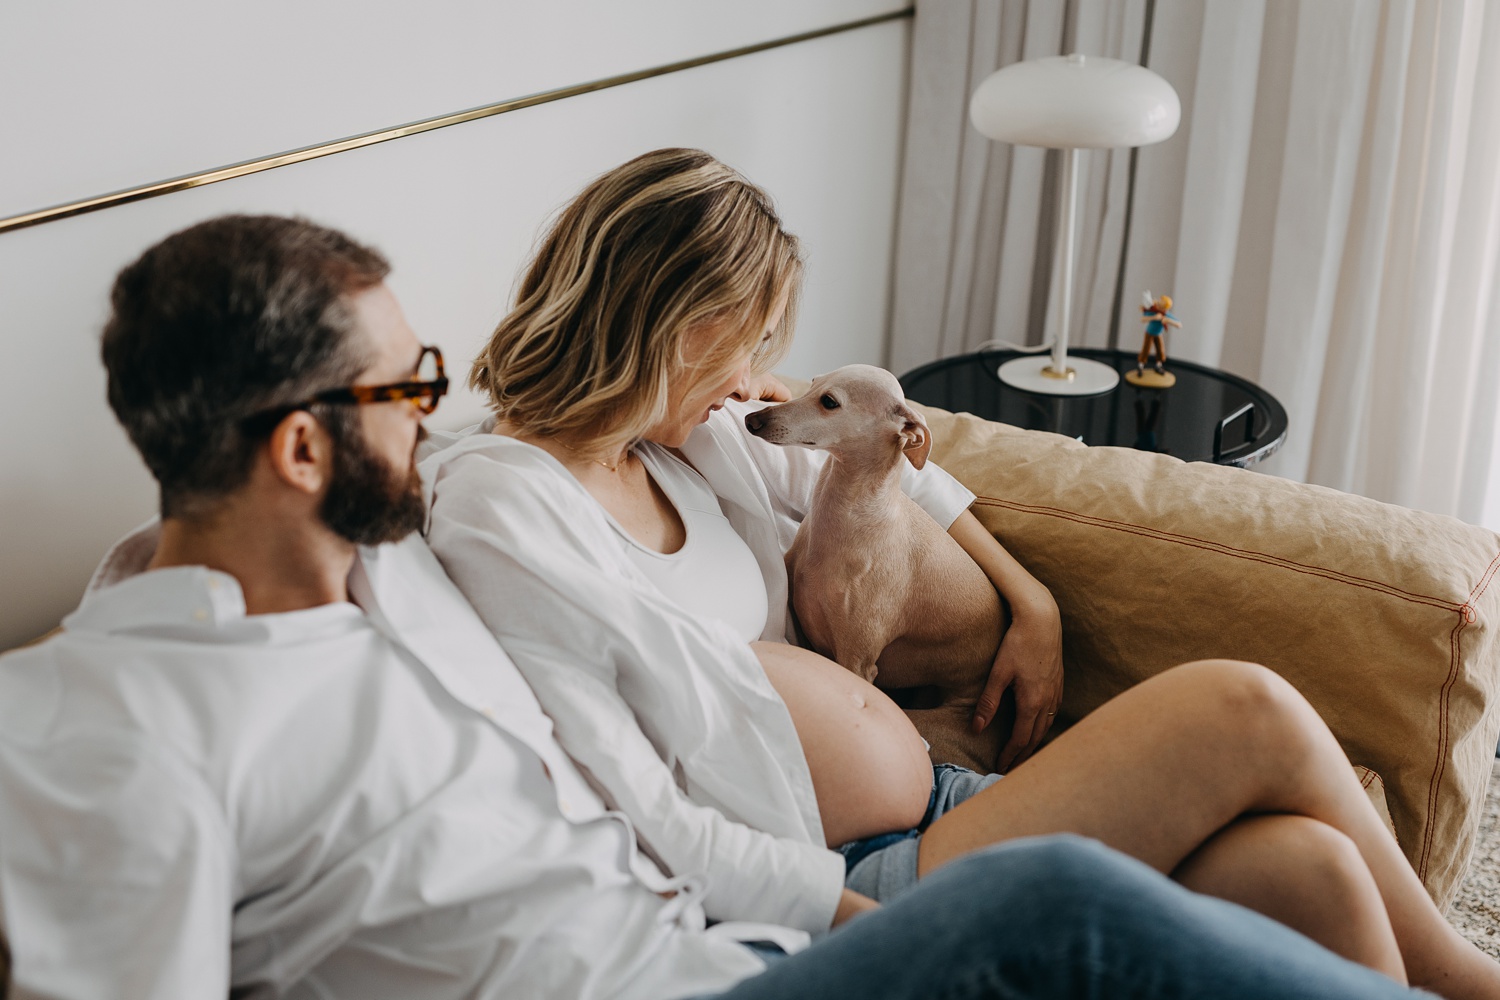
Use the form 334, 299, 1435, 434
470, 148, 803, 460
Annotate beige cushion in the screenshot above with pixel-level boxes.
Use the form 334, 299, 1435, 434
916, 405, 1500, 909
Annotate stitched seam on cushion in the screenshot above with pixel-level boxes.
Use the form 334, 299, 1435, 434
1421, 550, 1499, 878
1469, 550, 1500, 604
1421, 608, 1470, 880
1359, 768, 1375, 789
972, 496, 1463, 611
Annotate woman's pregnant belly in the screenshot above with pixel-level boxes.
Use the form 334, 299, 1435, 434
752, 640, 934, 848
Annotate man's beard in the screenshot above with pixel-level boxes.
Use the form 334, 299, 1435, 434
319, 420, 427, 546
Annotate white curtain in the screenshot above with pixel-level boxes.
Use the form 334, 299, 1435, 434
889, 0, 1500, 529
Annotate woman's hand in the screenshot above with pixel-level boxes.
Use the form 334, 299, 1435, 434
743, 373, 793, 403
976, 594, 1063, 773
946, 510, 1064, 772
832, 887, 881, 927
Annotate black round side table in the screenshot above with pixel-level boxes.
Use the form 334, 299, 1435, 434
900, 348, 1288, 468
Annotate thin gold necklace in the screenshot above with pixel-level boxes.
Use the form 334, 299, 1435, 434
555, 439, 631, 473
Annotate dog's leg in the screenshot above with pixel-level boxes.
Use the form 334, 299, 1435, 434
825, 630, 884, 685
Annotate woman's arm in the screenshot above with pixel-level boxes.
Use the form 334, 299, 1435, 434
948, 509, 1064, 772
517, 645, 847, 931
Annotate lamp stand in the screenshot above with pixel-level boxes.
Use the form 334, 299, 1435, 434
997, 147, 1120, 396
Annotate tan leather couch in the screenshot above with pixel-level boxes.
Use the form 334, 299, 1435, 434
915, 402, 1500, 910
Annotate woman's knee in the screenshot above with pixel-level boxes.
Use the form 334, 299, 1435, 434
1167, 659, 1327, 757
1273, 818, 1377, 906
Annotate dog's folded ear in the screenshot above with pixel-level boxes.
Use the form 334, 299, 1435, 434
895, 402, 932, 469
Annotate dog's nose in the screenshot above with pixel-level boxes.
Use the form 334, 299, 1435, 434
744, 409, 768, 435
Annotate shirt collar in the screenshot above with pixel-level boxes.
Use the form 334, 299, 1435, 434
66, 518, 368, 641
86, 518, 166, 592
67, 520, 251, 634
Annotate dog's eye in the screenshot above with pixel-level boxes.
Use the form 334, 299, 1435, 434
820, 394, 840, 410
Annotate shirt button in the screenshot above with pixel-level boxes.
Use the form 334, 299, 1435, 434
480, 705, 496, 719
193, 609, 208, 621
207, 578, 220, 591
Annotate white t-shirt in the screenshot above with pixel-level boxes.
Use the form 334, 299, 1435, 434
622, 444, 769, 643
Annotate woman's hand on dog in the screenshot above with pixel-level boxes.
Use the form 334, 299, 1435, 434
946, 510, 1064, 771
976, 595, 1064, 773
742, 373, 793, 403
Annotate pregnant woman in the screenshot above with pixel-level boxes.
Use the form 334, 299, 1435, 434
420, 148, 1500, 998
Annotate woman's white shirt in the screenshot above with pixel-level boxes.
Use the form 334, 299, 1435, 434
422, 431, 845, 932
418, 401, 975, 933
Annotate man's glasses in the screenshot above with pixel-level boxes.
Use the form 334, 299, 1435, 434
245, 345, 449, 432
306, 345, 448, 415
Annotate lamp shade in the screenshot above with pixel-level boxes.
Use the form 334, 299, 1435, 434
969, 54, 1180, 149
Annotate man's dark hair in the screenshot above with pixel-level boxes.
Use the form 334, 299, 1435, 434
101, 214, 390, 518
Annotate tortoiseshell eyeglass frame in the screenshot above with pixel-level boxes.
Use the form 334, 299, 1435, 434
244, 345, 449, 432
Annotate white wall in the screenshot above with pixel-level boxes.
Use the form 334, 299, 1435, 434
0, 1, 911, 647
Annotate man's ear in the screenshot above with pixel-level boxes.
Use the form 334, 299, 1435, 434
895, 402, 932, 470
265, 410, 333, 496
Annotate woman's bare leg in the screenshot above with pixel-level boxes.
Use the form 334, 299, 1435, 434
1178, 814, 1405, 982
917, 659, 1500, 999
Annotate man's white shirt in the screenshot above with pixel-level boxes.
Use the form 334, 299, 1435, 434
0, 524, 802, 999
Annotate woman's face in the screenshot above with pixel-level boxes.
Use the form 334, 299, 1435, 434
645, 288, 790, 448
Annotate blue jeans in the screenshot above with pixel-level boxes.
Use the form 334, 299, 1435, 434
706, 835, 1422, 1000
840, 764, 1002, 901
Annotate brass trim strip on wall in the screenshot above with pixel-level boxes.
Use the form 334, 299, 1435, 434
0, 8, 913, 237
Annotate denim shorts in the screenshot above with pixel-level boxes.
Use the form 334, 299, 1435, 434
836, 763, 1002, 902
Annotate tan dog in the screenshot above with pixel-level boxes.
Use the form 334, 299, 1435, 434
745, 364, 1009, 771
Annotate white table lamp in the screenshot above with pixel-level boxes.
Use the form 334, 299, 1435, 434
970, 54, 1180, 395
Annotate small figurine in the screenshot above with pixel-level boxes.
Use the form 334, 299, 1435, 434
1125, 291, 1183, 388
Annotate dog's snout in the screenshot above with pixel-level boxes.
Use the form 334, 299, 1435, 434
744, 409, 769, 436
